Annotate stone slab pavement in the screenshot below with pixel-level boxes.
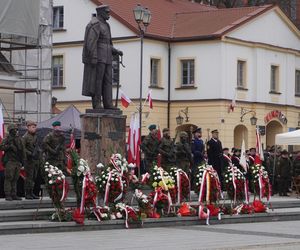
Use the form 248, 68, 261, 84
0, 220, 300, 250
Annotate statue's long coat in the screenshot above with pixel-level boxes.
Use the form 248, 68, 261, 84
82, 16, 116, 97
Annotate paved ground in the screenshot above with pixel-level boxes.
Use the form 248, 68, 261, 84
0, 220, 300, 250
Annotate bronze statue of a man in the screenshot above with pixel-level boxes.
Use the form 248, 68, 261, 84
82, 5, 123, 109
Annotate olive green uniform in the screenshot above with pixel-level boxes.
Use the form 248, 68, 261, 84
141, 134, 160, 171
275, 156, 292, 196
43, 131, 66, 172
158, 137, 176, 172
175, 141, 192, 174
0, 133, 25, 199
23, 132, 41, 197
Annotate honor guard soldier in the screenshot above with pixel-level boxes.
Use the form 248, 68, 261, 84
141, 124, 160, 171
22, 121, 40, 199
207, 129, 223, 182
191, 127, 204, 186
0, 123, 25, 201
175, 131, 193, 174
43, 121, 66, 174
158, 128, 176, 172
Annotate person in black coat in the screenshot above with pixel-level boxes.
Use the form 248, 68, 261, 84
207, 129, 223, 182
191, 127, 204, 187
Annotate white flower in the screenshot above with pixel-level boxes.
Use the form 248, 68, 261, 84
225, 180, 229, 183
78, 165, 85, 173
154, 177, 157, 180
196, 182, 199, 186
225, 174, 228, 177
48, 174, 52, 177
97, 163, 104, 169
49, 180, 53, 184
110, 214, 116, 220
57, 177, 61, 181
116, 212, 123, 219
102, 181, 106, 184
45, 168, 49, 172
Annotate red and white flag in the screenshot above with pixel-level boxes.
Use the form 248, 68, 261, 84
69, 130, 75, 149
147, 90, 153, 109
127, 113, 140, 166
120, 90, 132, 108
255, 127, 264, 164
228, 93, 236, 113
157, 124, 162, 141
239, 139, 248, 172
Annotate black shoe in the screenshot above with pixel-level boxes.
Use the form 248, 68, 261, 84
12, 195, 22, 200
5, 196, 12, 201
25, 194, 33, 200
31, 193, 40, 199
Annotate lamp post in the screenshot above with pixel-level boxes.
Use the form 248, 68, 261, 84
133, 4, 151, 172
240, 107, 258, 125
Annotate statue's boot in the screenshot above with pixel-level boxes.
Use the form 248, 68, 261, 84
92, 96, 103, 109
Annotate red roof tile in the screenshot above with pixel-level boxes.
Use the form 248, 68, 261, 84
92, 0, 273, 41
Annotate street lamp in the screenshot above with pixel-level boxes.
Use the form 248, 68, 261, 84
240, 107, 258, 125
133, 4, 151, 172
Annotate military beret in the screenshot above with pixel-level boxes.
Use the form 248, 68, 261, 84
96, 5, 109, 13
193, 127, 202, 134
7, 123, 17, 132
211, 129, 219, 133
52, 121, 61, 127
281, 149, 288, 155
148, 124, 156, 131
223, 147, 229, 151
162, 128, 169, 133
26, 120, 37, 126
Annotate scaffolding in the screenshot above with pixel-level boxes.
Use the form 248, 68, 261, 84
0, 0, 52, 125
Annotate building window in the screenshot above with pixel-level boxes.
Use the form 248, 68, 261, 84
150, 58, 161, 87
53, 6, 64, 29
237, 60, 246, 88
296, 70, 300, 95
52, 56, 63, 87
270, 65, 279, 92
112, 54, 120, 86
181, 59, 194, 86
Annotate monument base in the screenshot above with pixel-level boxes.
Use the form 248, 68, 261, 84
80, 110, 126, 172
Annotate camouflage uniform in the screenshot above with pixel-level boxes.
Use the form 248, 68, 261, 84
159, 135, 176, 172
23, 131, 41, 199
175, 132, 192, 173
43, 130, 66, 172
141, 134, 160, 171
0, 124, 25, 200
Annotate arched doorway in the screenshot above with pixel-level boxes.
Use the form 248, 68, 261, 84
234, 125, 248, 149
266, 120, 283, 148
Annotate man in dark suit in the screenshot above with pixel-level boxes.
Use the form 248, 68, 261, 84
82, 5, 123, 109
207, 129, 223, 183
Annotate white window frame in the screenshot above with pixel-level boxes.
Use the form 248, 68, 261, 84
237, 60, 246, 88
150, 58, 161, 87
270, 65, 279, 92
53, 6, 64, 29
180, 59, 195, 86
52, 55, 64, 87
295, 69, 300, 95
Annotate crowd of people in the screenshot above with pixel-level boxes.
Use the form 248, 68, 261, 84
141, 125, 300, 196
0, 120, 68, 201
0, 121, 299, 201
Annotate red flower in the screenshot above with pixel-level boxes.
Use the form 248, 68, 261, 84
72, 208, 84, 225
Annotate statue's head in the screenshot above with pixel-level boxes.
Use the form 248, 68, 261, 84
96, 5, 110, 20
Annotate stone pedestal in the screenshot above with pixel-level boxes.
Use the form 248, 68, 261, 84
80, 109, 126, 172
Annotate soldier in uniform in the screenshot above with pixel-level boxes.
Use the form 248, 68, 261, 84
207, 129, 223, 183
175, 131, 193, 174
276, 150, 292, 196
0, 124, 25, 201
158, 128, 175, 172
82, 5, 123, 109
191, 127, 204, 186
43, 121, 66, 174
140, 124, 160, 171
22, 121, 40, 199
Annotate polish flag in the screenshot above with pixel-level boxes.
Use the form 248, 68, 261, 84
66, 129, 76, 174
0, 105, 4, 172
147, 90, 153, 109
127, 113, 140, 166
239, 139, 248, 172
255, 127, 264, 164
228, 93, 236, 113
157, 124, 162, 141
120, 90, 132, 108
